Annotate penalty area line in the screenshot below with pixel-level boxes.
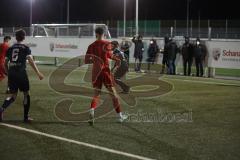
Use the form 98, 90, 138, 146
0, 123, 155, 160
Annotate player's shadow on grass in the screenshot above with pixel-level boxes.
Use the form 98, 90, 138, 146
93, 123, 199, 160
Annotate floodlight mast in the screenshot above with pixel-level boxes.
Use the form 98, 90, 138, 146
136, 0, 139, 36
67, 0, 70, 24
123, 0, 126, 37
30, 0, 33, 36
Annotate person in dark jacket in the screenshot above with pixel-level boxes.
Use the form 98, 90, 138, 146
147, 39, 159, 72
132, 35, 144, 72
167, 38, 178, 75
161, 36, 169, 74
111, 41, 130, 94
193, 37, 206, 77
181, 36, 194, 76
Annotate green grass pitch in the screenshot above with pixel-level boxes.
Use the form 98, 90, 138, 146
0, 62, 240, 160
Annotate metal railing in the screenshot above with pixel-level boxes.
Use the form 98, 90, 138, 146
114, 27, 240, 39
1, 26, 240, 39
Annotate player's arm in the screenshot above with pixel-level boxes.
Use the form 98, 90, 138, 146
4, 57, 9, 75
4, 48, 11, 75
132, 36, 136, 43
111, 54, 119, 72
27, 55, 44, 80
85, 45, 93, 64
110, 54, 121, 69
110, 54, 121, 73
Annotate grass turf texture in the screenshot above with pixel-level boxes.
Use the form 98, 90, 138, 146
0, 64, 240, 160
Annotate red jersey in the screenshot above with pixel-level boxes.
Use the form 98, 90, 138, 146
85, 40, 113, 83
0, 42, 9, 63
0, 42, 9, 80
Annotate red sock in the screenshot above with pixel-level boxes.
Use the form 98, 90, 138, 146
112, 97, 121, 113
91, 96, 100, 109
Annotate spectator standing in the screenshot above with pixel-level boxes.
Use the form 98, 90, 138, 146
181, 36, 194, 76
132, 35, 144, 72
167, 38, 178, 75
147, 39, 159, 72
111, 41, 130, 94
160, 37, 169, 74
193, 37, 206, 77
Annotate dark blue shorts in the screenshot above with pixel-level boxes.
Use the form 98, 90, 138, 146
8, 69, 29, 93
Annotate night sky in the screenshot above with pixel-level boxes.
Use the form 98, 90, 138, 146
0, 0, 239, 27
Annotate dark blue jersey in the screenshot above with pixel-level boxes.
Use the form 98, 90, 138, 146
113, 48, 128, 70
113, 48, 126, 61
6, 43, 31, 71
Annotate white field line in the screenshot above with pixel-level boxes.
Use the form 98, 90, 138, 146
0, 123, 156, 160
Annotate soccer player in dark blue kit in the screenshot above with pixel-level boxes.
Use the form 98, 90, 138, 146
111, 41, 130, 94
0, 29, 44, 123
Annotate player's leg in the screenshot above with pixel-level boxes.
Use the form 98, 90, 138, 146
173, 59, 176, 75
138, 55, 143, 72
6, 80, 10, 94
90, 88, 101, 113
183, 59, 187, 76
91, 89, 101, 110
1, 93, 17, 110
0, 63, 5, 81
161, 58, 166, 74
168, 60, 173, 74
114, 78, 130, 94
114, 67, 130, 93
88, 84, 101, 125
23, 91, 32, 122
19, 71, 32, 122
195, 58, 200, 77
0, 72, 18, 121
106, 86, 127, 122
199, 59, 204, 77
134, 58, 139, 72
0, 92, 18, 122
147, 60, 151, 71
187, 59, 192, 76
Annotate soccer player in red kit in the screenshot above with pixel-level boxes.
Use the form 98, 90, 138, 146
0, 36, 11, 81
85, 27, 127, 125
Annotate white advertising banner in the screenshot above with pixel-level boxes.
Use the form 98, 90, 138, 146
2, 36, 240, 69
206, 41, 240, 69
24, 37, 94, 58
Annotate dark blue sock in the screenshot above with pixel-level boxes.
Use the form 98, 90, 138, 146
23, 95, 30, 120
2, 97, 15, 110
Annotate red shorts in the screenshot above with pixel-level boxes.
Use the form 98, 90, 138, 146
93, 69, 115, 89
